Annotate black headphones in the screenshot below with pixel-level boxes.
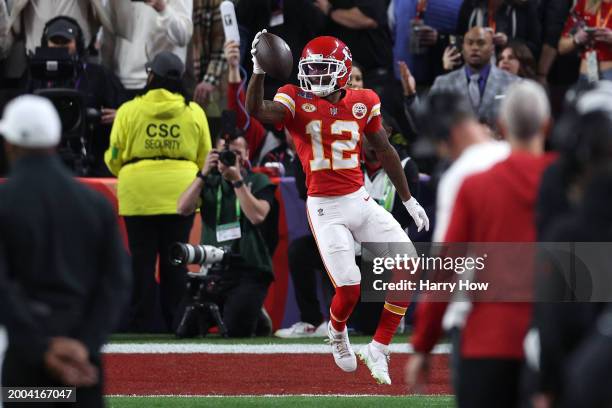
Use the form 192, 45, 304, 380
41, 15, 86, 57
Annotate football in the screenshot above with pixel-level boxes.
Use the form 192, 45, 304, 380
256, 32, 294, 80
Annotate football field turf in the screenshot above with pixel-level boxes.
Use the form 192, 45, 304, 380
106, 395, 455, 407
104, 334, 453, 407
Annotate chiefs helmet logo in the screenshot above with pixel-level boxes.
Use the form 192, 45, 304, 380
352, 103, 367, 119
343, 47, 352, 62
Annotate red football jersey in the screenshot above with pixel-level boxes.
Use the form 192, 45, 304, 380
274, 84, 382, 196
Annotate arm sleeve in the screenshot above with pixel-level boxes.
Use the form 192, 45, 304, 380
273, 84, 298, 127
524, 3, 543, 57
228, 82, 267, 161
77, 199, 131, 355
104, 106, 128, 176
0, 237, 49, 363
195, 106, 213, 169
202, 2, 226, 84
354, 0, 387, 25
156, 0, 194, 47
561, 0, 583, 37
411, 300, 449, 353
364, 91, 383, 135
543, 0, 572, 47
444, 179, 472, 243
404, 158, 420, 200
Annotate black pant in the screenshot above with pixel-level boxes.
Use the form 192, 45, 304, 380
220, 276, 271, 337
2, 350, 103, 408
288, 235, 333, 326
124, 214, 194, 332
457, 357, 523, 408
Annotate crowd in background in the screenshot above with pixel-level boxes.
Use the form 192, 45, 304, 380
0, 0, 612, 406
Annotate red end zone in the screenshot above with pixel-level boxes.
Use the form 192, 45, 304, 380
103, 354, 451, 396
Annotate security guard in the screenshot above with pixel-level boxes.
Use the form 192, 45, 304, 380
105, 51, 212, 332
0, 96, 130, 407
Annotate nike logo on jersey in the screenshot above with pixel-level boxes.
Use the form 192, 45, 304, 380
364, 196, 371, 201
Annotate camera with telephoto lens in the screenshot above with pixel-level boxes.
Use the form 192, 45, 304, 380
170, 243, 234, 338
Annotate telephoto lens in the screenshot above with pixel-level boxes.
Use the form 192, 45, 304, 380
170, 243, 206, 265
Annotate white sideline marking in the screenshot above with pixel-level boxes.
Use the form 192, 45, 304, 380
103, 343, 451, 354
107, 394, 448, 398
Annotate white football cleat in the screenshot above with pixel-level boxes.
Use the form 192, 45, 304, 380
274, 321, 328, 338
357, 342, 392, 384
326, 322, 357, 372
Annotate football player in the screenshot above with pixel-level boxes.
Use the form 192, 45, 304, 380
246, 32, 429, 384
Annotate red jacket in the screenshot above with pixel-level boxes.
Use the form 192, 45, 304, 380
227, 82, 267, 162
412, 151, 556, 359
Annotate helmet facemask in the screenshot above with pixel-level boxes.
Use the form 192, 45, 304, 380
298, 56, 348, 97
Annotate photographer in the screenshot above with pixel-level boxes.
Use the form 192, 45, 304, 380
32, 16, 125, 176
177, 133, 276, 338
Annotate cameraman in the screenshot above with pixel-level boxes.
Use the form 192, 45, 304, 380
33, 16, 125, 176
177, 133, 276, 338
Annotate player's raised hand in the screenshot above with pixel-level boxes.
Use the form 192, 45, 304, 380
403, 197, 430, 232
251, 29, 267, 75
398, 61, 416, 97
405, 352, 431, 393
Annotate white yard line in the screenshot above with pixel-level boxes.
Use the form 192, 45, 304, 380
103, 343, 451, 354
107, 394, 447, 398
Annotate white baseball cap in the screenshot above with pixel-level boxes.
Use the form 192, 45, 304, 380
0, 95, 61, 148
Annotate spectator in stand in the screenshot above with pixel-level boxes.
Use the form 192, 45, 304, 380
407, 81, 555, 408
105, 52, 212, 333
101, 0, 193, 99
558, 0, 612, 84
191, 0, 226, 107
224, 40, 293, 172
405, 27, 519, 127
0, 0, 131, 83
537, 0, 580, 91
236, 0, 327, 98
457, 0, 542, 58
497, 40, 537, 78
33, 16, 126, 176
390, 0, 463, 85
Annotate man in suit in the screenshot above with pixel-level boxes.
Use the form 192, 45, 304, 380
0, 95, 131, 407
432, 26, 519, 126
405, 26, 519, 127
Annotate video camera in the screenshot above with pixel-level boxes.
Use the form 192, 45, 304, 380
170, 243, 235, 338
29, 47, 101, 175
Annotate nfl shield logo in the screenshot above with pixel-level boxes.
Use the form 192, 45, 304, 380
330, 107, 337, 116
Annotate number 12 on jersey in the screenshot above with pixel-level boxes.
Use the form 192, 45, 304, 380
306, 120, 361, 171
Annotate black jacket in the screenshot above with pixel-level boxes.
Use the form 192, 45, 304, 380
458, 0, 542, 57
0, 155, 130, 362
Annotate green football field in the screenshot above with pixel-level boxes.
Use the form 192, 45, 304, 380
106, 396, 455, 408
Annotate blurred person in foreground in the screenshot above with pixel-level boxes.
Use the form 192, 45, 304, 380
407, 81, 555, 407
177, 134, 276, 337
530, 82, 612, 408
0, 95, 130, 407
105, 51, 212, 333
404, 90, 509, 392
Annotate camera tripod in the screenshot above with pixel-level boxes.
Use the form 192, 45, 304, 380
175, 270, 228, 338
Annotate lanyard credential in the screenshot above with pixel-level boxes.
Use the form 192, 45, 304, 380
216, 184, 241, 225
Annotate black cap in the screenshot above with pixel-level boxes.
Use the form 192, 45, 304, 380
416, 91, 475, 141
46, 18, 79, 41
145, 51, 184, 80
